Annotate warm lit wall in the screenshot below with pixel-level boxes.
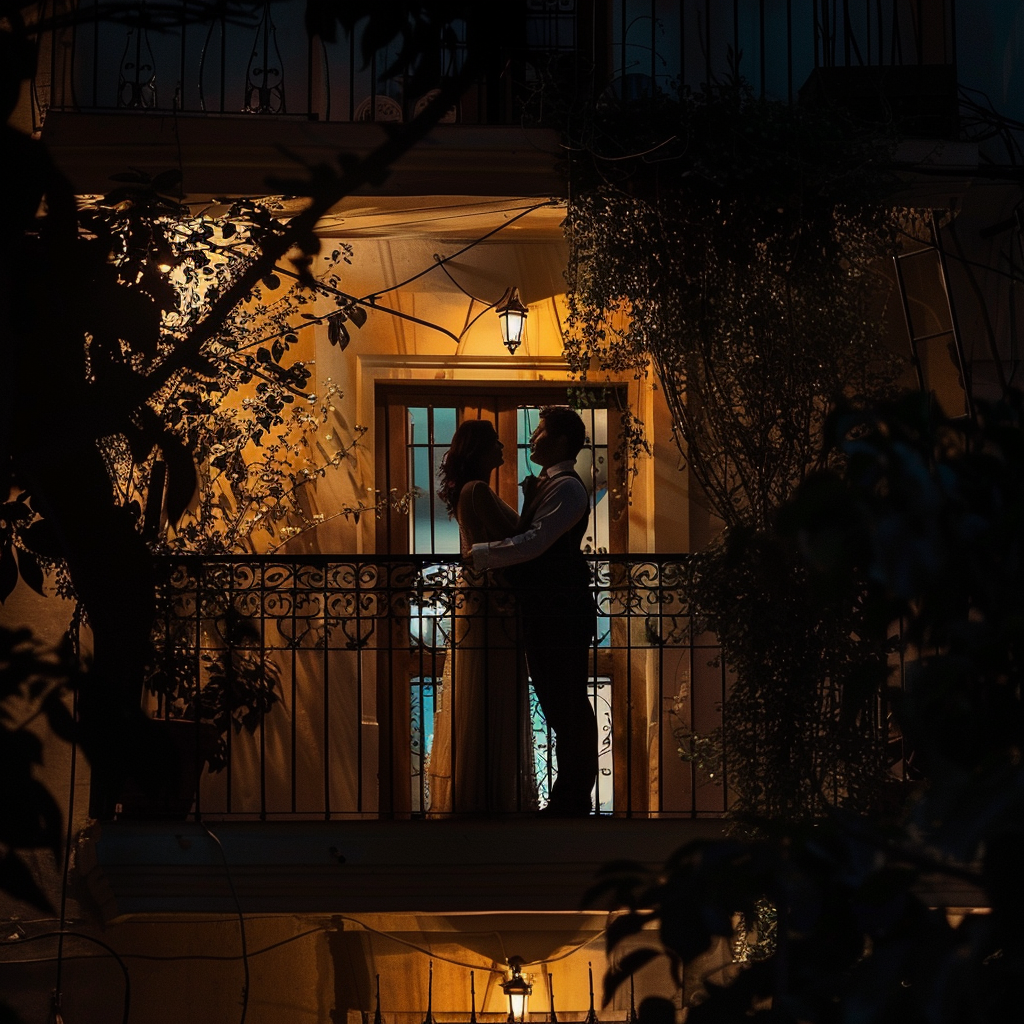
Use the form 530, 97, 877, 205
1, 909, 684, 1023
258, 197, 695, 560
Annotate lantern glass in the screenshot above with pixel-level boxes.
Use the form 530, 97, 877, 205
502, 957, 532, 1023
509, 991, 528, 1021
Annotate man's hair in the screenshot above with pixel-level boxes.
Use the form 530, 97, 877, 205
539, 406, 587, 455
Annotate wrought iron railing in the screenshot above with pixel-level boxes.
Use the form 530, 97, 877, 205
31, 1, 957, 129
146, 554, 733, 820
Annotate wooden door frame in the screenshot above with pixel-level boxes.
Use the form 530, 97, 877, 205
374, 380, 629, 554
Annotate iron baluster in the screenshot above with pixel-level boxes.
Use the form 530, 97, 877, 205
245, 0, 285, 113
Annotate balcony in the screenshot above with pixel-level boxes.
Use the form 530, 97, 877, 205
32, 1, 957, 127
79, 553, 737, 919
32, 2, 960, 197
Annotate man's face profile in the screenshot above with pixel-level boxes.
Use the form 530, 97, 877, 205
528, 418, 574, 468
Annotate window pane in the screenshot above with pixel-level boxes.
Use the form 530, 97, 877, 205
407, 406, 460, 554
410, 444, 433, 552
432, 505, 460, 554
432, 407, 457, 448
517, 407, 541, 512
408, 406, 428, 443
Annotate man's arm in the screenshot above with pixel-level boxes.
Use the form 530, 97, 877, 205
471, 476, 588, 570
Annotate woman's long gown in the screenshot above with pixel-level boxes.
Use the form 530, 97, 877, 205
427, 480, 538, 814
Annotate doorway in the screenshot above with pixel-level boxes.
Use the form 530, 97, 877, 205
373, 381, 629, 814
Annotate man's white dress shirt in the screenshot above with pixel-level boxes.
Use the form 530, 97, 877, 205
470, 459, 589, 571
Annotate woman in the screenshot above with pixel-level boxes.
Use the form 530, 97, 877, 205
427, 420, 538, 815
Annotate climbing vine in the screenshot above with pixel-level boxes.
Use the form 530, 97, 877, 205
565, 77, 909, 531
563, 78, 920, 821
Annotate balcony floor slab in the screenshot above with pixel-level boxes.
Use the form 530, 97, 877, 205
78, 817, 729, 922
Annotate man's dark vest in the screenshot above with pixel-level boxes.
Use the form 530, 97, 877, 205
507, 470, 591, 599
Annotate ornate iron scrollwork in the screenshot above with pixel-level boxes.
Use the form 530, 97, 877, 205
244, 1, 285, 114
151, 553, 718, 817
117, 18, 157, 109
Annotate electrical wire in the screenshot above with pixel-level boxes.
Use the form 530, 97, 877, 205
435, 257, 493, 305
2, 917, 608, 988
4, 932, 130, 1024
523, 927, 608, 967
172, 198, 560, 361
53, 645, 80, 1024
332, 916, 506, 972
357, 200, 559, 303
0, 928, 325, 964
328, 914, 607, 972
202, 824, 250, 1024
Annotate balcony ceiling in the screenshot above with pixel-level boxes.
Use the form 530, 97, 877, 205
292, 195, 566, 241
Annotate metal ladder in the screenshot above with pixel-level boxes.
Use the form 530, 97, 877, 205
892, 211, 974, 418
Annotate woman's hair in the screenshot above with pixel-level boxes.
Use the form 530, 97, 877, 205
437, 419, 499, 517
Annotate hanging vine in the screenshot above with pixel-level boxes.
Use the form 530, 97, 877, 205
564, 76, 910, 531
563, 76, 920, 821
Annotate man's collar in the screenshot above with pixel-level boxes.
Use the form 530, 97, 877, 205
539, 459, 577, 480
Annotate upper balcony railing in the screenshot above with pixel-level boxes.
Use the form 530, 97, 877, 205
141, 553, 735, 821
31, 1, 958, 131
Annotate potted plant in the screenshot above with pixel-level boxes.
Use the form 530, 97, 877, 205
117, 603, 281, 818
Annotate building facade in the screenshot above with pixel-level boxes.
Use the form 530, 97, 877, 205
2, 2, 1017, 1022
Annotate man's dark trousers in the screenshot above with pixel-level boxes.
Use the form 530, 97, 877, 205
513, 470, 598, 814
522, 596, 598, 814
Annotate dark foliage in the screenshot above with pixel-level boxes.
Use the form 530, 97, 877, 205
0, 627, 80, 912
675, 529, 896, 824
595, 393, 1024, 1023
2, 1, 492, 817
562, 75, 916, 825
565, 76, 908, 531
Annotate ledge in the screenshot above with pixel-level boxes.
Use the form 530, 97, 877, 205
77, 818, 727, 922
40, 112, 566, 200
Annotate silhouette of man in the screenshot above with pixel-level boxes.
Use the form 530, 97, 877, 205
470, 407, 598, 815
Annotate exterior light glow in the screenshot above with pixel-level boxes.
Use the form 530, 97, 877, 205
495, 286, 528, 355
502, 956, 532, 1022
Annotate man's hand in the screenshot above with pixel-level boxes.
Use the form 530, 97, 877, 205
521, 474, 540, 506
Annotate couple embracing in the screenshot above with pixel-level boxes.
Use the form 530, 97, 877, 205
427, 407, 598, 818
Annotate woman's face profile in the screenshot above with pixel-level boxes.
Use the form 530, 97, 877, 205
479, 427, 504, 472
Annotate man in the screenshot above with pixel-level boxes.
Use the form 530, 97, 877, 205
470, 406, 598, 816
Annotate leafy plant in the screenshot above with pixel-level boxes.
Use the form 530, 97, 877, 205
561, 75, 918, 823
0, 494, 54, 604
5, 172, 380, 782
4, 0, 508, 786
673, 530, 895, 824
147, 605, 281, 774
564, 75, 907, 529
0, 626, 79, 912
592, 392, 1024, 1023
